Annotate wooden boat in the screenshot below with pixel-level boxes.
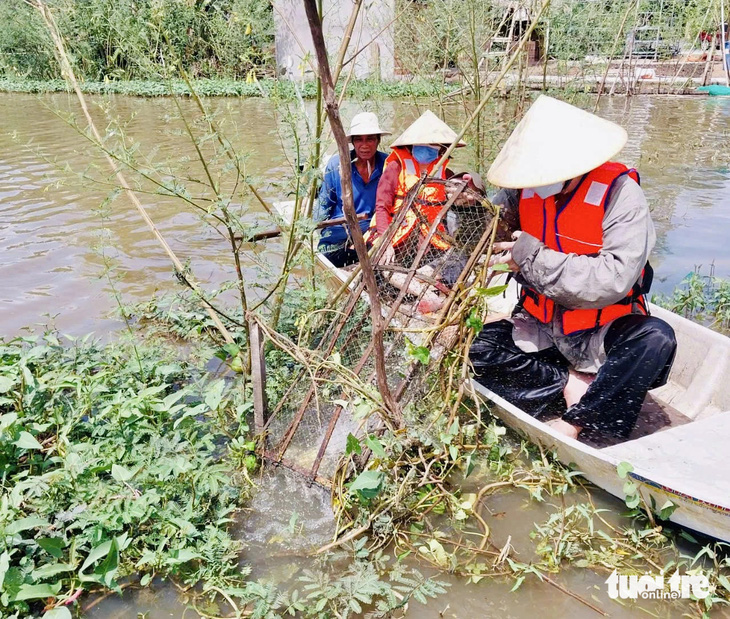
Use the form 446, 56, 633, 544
274, 200, 730, 542
476, 279, 730, 543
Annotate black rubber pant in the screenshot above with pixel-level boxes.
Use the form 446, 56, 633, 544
320, 245, 360, 268
469, 314, 677, 438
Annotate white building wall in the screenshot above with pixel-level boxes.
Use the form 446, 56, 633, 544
273, 0, 395, 81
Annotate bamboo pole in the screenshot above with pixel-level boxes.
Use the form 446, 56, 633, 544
432, 0, 552, 173
594, 0, 639, 112
28, 0, 237, 347
302, 0, 401, 427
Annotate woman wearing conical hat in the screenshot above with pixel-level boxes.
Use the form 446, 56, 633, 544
373, 110, 466, 261
470, 96, 676, 441
370, 110, 468, 312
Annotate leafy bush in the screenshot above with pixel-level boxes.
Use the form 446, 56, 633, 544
0, 0, 274, 81
653, 270, 730, 332
0, 333, 252, 617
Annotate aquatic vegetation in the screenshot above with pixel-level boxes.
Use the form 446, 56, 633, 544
653, 269, 730, 332
0, 76, 458, 99
0, 332, 252, 617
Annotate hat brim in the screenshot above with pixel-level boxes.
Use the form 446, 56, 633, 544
389, 109, 467, 148
487, 95, 627, 188
346, 130, 392, 138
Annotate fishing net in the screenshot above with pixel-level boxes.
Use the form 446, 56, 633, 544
260, 178, 504, 486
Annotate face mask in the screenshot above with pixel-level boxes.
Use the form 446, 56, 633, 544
412, 145, 439, 164
531, 182, 564, 199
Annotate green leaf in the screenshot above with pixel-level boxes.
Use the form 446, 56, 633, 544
345, 433, 361, 456
476, 284, 509, 297
622, 481, 637, 496
37, 537, 65, 558
80, 540, 113, 573
616, 461, 634, 479
465, 451, 476, 478
0, 551, 9, 588
717, 573, 730, 593
407, 344, 430, 365
625, 494, 641, 509
14, 431, 43, 450
44, 608, 72, 619
510, 575, 526, 592
0, 412, 18, 432
222, 343, 240, 358
5, 516, 49, 536
465, 310, 483, 332
423, 539, 449, 567
658, 500, 677, 520
166, 548, 202, 565
204, 379, 226, 411
448, 418, 459, 436
491, 263, 510, 272
0, 376, 14, 393
111, 464, 135, 482
32, 563, 74, 580
365, 435, 386, 459
349, 470, 385, 500
95, 537, 119, 587
12, 581, 62, 601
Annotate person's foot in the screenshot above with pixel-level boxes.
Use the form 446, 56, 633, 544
546, 418, 582, 440
563, 368, 595, 407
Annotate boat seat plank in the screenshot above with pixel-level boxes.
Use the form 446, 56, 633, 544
601, 411, 730, 504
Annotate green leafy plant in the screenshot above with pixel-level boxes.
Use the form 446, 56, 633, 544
0, 332, 253, 617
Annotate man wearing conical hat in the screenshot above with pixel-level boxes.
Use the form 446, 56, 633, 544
470, 96, 676, 440
316, 111, 390, 267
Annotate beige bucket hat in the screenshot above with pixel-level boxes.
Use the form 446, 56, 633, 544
346, 112, 391, 138
389, 110, 467, 148
486, 95, 628, 189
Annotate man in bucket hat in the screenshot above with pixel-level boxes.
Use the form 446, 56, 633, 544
315, 111, 390, 267
470, 96, 676, 440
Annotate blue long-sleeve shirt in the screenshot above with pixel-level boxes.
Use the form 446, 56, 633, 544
315, 149, 387, 248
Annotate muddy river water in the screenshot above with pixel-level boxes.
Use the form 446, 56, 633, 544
2, 93, 730, 617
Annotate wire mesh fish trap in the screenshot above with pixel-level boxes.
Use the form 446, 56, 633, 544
260, 177, 500, 486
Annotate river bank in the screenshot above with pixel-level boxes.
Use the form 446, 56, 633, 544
1, 68, 725, 99
0, 77, 454, 99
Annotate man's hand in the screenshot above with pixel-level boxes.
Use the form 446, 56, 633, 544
489, 231, 522, 272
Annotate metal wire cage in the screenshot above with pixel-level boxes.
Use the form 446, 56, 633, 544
260, 177, 499, 486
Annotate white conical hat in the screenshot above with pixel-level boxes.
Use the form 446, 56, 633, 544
389, 110, 467, 148
486, 95, 628, 188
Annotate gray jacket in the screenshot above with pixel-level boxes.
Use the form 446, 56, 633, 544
495, 175, 655, 372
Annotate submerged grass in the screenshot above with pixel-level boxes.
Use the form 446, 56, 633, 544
0, 77, 459, 99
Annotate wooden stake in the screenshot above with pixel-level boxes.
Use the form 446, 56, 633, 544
249, 319, 267, 434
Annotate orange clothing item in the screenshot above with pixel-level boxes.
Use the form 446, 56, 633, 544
519, 162, 647, 335
374, 156, 454, 237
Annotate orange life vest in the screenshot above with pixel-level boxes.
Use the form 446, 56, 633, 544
373, 147, 451, 250
518, 162, 649, 335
